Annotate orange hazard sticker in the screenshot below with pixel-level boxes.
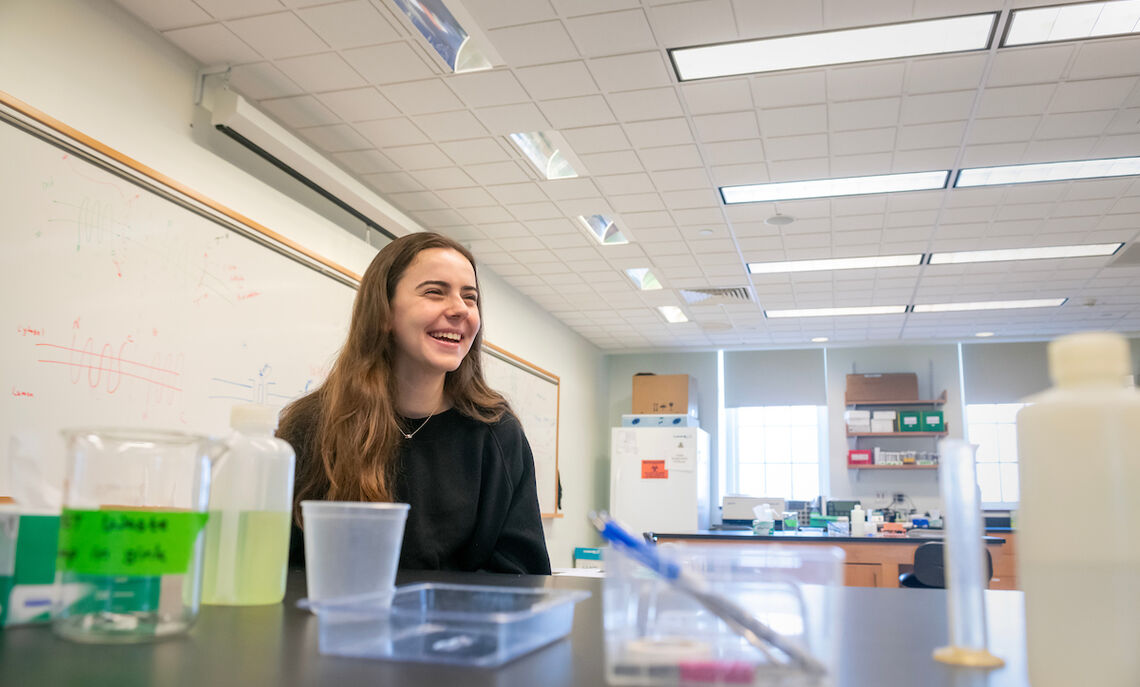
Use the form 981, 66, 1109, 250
641, 460, 668, 479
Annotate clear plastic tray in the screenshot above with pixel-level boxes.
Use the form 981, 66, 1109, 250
306, 582, 590, 667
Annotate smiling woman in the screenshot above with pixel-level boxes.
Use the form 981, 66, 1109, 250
278, 232, 551, 575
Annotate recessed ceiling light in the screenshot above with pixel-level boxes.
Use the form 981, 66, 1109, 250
577, 214, 629, 245
625, 267, 662, 291
765, 305, 908, 318
1003, 0, 1140, 47
508, 131, 581, 180
658, 306, 689, 323
975, 332, 995, 337
392, 0, 498, 72
955, 157, 1140, 187
811, 336, 830, 342
670, 13, 996, 80
928, 243, 1124, 265
748, 253, 923, 274
722, 170, 948, 204
911, 298, 1067, 313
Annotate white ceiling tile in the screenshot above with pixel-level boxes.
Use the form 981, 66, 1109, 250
383, 143, 454, 169
595, 173, 654, 195
191, 0, 282, 19
623, 118, 694, 148
1092, 133, 1140, 157
701, 140, 766, 166
297, 1, 400, 49
515, 61, 599, 101
680, 79, 752, 116
734, 0, 823, 38
387, 190, 447, 211
438, 138, 510, 165
986, 45, 1073, 87
827, 63, 905, 101
299, 123, 371, 152
892, 147, 958, 171
316, 87, 398, 121
580, 150, 645, 175
163, 23, 261, 64
463, 0, 557, 28
229, 62, 304, 99
829, 97, 900, 131
474, 103, 551, 134
977, 84, 1056, 118
665, 189, 721, 208
758, 105, 827, 137
566, 9, 656, 56
766, 133, 829, 160
607, 88, 685, 122
538, 95, 615, 129
1036, 110, 1116, 140
487, 21, 580, 67
362, 171, 423, 194
638, 144, 705, 170
383, 79, 464, 115
900, 90, 977, 124
1069, 39, 1140, 80
260, 95, 338, 128
830, 128, 895, 155
1050, 77, 1136, 114
711, 163, 768, 186
1023, 137, 1098, 163
436, 187, 497, 207
611, 193, 665, 212
410, 167, 478, 190
751, 71, 827, 108
486, 182, 547, 205
648, 0, 737, 46
621, 210, 672, 229
905, 54, 987, 94
651, 168, 711, 191
413, 110, 490, 141
342, 42, 434, 85
355, 117, 428, 147
587, 52, 674, 92
114, 0, 211, 30
539, 178, 602, 200
829, 152, 893, 178
822, 0, 916, 27
896, 121, 966, 150
561, 124, 632, 153
464, 161, 533, 185
965, 115, 1039, 144
550, 0, 640, 16
334, 149, 399, 174
447, 70, 530, 108
277, 52, 368, 91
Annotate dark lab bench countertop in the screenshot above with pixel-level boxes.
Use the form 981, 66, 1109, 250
649, 530, 1006, 544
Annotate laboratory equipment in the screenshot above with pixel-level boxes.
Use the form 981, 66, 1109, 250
610, 427, 709, 536
202, 404, 295, 606
1017, 332, 1140, 687
300, 501, 408, 609
723, 496, 785, 526
54, 429, 217, 643
932, 439, 1003, 668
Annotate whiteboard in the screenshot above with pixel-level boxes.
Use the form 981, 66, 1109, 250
0, 95, 561, 516
482, 344, 560, 516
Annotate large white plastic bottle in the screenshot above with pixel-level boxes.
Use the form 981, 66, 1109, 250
202, 404, 296, 605
1016, 332, 1140, 687
850, 505, 866, 537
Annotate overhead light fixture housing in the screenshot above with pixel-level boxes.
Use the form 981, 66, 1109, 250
811, 336, 830, 343
1003, 0, 1140, 46
508, 131, 582, 180
765, 305, 908, 318
912, 298, 1067, 313
955, 157, 1140, 187
658, 306, 689, 323
625, 267, 662, 290
975, 332, 995, 337
723, 170, 948, 204
670, 13, 996, 81
391, 0, 500, 72
929, 243, 1124, 265
749, 253, 923, 275
578, 214, 629, 245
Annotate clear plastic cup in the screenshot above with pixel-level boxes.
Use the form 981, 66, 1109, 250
300, 501, 409, 608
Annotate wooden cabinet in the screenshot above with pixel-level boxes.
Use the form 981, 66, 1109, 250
845, 563, 883, 587
988, 530, 1018, 590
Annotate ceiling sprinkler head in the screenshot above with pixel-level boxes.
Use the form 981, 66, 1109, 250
765, 213, 795, 226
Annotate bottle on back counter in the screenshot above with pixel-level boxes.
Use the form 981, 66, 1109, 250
202, 404, 296, 606
850, 504, 866, 537
1016, 332, 1140, 687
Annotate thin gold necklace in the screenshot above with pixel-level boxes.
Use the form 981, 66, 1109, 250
401, 407, 437, 439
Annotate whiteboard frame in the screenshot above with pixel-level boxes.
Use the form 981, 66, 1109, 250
1, 89, 562, 517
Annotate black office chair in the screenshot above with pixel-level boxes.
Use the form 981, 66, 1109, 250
898, 541, 993, 589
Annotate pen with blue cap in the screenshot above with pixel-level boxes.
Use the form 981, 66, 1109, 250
589, 511, 827, 676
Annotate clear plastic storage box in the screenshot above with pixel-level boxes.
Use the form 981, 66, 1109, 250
309, 582, 589, 667
604, 543, 844, 686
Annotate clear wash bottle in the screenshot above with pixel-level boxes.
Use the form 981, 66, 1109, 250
1016, 332, 1140, 687
202, 404, 296, 605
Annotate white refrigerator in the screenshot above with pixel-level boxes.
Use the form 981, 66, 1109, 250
609, 426, 710, 537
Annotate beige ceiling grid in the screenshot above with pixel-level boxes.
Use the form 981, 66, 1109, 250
115, 0, 1140, 350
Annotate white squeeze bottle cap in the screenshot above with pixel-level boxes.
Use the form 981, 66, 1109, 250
230, 403, 280, 431
1048, 331, 1130, 387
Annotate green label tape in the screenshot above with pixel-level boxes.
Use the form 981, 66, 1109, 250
57, 509, 209, 576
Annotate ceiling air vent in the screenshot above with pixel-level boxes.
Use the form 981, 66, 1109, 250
678, 287, 753, 305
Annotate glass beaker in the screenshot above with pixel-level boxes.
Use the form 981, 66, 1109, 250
54, 428, 218, 643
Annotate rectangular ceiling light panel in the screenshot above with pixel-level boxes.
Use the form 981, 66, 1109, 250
1004, 0, 1140, 46
671, 13, 996, 80
765, 305, 908, 318
749, 253, 923, 274
956, 157, 1140, 187
392, 0, 496, 72
658, 306, 689, 323
578, 214, 629, 245
625, 267, 662, 290
509, 131, 581, 180
911, 298, 1067, 313
723, 171, 948, 204
929, 243, 1124, 265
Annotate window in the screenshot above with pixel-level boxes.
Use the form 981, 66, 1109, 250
726, 405, 827, 500
965, 403, 1025, 505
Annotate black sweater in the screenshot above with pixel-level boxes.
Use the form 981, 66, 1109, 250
282, 404, 551, 575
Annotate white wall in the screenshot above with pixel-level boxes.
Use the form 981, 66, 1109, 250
1, 0, 606, 568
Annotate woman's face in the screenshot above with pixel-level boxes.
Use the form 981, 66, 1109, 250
389, 247, 481, 381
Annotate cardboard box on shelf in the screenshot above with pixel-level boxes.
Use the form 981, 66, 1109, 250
871, 410, 897, 420
871, 418, 896, 433
845, 373, 919, 402
844, 410, 871, 423
848, 449, 873, 466
632, 374, 698, 417
899, 411, 923, 432
922, 410, 945, 432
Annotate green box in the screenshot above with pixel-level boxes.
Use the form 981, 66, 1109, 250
921, 410, 945, 432
0, 512, 61, 626
898, 410, 923, 432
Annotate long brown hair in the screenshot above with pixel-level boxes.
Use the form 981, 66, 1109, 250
281, 232, 511, 521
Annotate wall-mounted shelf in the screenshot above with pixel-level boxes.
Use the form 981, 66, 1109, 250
845, 390, 948, 407
847, 464, 938, 470
847, 430, 949, 438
